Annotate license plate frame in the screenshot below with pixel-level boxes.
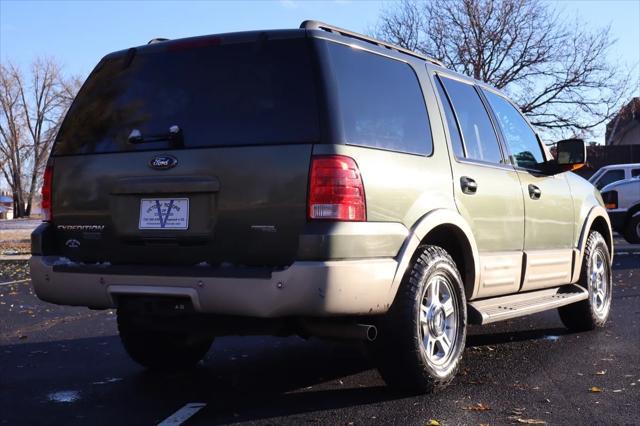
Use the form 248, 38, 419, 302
138, 198, 189, 230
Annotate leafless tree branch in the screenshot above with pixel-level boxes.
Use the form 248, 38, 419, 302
374, 0, 636, 140
0, 58, 80, 217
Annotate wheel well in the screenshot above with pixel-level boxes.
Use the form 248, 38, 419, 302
590, 215, 612, 255
421, 224, 475, 299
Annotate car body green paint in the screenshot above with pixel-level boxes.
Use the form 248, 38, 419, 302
30, 23, 610, 317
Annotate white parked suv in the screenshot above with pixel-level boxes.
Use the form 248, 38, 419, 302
601, 176, 640, 243
589, 163, 640, 190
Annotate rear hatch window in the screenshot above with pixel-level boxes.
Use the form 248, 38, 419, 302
53, 36, 320, 155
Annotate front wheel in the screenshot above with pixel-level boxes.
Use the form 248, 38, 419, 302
369, 245, 467, 393
117, 310, 213, 371
558, 231, 612, 331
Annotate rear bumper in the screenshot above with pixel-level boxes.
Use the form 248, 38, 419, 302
30, 255, 399, 317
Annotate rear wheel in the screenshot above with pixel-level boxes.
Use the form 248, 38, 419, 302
117, 310, 213, 371
558, 231, 612, 331
623, 214, 640, 244
369, 245, 466, 393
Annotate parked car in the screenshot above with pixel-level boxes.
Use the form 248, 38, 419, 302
589, 163, 640, 190
30, 21, 613, 393
601, 176, 640, 243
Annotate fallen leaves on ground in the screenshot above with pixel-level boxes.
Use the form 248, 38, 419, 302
589, 386, 603, 393
0, 260, 30, 283
0, 241, 30, 255
595, 370, 607, 375
426, 420, 440, 426
463, 402, 491, 411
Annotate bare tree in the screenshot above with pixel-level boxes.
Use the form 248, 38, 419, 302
0, 64, 28, 217
374, 0, 635, 140
0, 58, 80, 217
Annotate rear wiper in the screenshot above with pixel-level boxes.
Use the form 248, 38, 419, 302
128, 125, 184, 148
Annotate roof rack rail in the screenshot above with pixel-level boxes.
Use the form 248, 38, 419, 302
148, 38, 169, 45
300, 20, 444, 67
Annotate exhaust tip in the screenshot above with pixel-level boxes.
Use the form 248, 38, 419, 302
363, 324, 377, 341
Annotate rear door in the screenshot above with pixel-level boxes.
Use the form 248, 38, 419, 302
482, 89, 574, 290
50, 34, 320, 266
434, 74, 525, 298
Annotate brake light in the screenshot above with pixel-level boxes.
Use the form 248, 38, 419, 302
42, 165, 53, 221
308, 155, 366, 221
601, 190, 618, 210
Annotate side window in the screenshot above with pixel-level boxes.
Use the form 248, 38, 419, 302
440, 76, 503, 164
632, 169, 640, 178
596, 170, 625, 190
483, 90, 544, 169
434, 77, 464, 158
326, 42, 433, 155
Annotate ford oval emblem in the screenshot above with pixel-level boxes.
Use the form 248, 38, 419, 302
149, 155, 178, 170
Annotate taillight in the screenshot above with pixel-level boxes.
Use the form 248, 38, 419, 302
308, 155, 366, 221
601, 190, 618, 210
42, 165, 53, 221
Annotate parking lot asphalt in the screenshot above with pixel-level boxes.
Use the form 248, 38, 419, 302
0, 240, 638, 425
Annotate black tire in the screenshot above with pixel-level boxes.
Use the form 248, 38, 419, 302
117, 310, 213, 371
558, 231, 612, 332
369, 245, 467, 393
623, 214, 640, 244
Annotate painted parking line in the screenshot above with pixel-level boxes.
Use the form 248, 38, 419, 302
158, 403, 207, 426
0, 278, 31, 287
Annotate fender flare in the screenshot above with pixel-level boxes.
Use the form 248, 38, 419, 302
572, 205, 613, 283
388, 208, 480, 303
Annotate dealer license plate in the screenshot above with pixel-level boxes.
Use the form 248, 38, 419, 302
139, 198, 189, 230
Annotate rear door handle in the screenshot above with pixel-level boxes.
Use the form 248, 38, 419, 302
528, 184, 541, 200
460, 176, 478, 194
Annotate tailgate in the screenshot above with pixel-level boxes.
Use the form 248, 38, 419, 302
50, 145, 312, 266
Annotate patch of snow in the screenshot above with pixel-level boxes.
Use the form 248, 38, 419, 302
50, 257, 77, 266
47, 390, 81, 403
92, 377, 122, 385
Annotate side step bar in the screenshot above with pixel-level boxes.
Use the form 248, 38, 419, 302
467, 284, 588, 325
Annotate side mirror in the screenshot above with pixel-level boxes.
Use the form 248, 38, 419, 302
545, 138, 586, 174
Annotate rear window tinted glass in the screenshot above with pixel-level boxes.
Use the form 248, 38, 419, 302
324, 42, 432, 155
632, 169, 640, 177
440, 76, 502, 164
54, 37, 319, 155
596, 170, 625, 190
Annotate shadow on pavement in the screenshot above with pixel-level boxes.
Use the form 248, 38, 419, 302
0, 320, 607, 425
467, 326, 572, 347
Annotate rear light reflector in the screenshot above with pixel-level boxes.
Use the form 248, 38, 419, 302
308, 155, 366, 221
601, 190, 618, 210
42, 165, 53, 221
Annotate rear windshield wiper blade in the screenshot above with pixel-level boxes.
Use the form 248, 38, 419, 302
128, 125, 184, 147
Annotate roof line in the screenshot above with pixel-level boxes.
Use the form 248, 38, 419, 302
300, 20, 444, 67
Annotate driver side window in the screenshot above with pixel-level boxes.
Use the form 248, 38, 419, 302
483, 90, 544, 169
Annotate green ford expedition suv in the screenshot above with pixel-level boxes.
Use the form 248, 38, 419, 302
30, 21, 614, 393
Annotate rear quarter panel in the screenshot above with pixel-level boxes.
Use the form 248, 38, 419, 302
312, 143, 456, 228
311, 52, 458, 230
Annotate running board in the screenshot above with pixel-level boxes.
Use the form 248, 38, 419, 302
467, 284, 588, 325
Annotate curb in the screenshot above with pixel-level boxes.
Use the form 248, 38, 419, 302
0, 255, 31, 261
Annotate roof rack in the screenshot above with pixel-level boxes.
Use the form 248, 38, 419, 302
300, 20, 444, 67
147, 38, 169, 45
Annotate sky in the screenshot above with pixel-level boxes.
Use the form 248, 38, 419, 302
1, 0, 639, 142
